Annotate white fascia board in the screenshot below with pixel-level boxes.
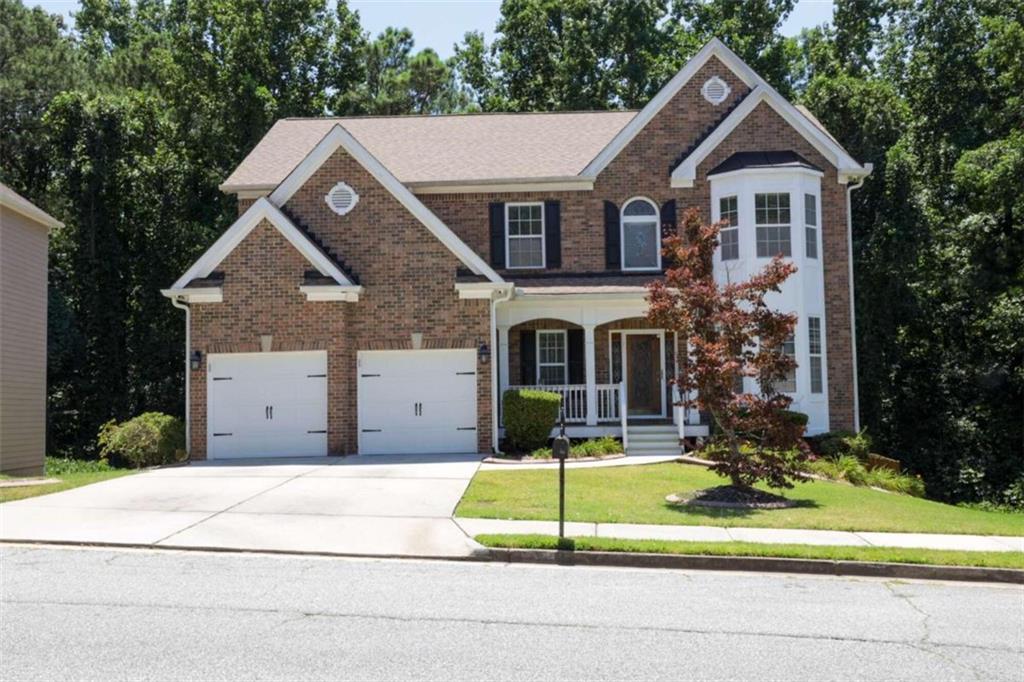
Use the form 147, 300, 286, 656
0, 183, 63, 230
160, 287, 224, 303
168, 197, 354, 290
670, 87, 865, 188
410, 177, 593, 194
707, 166, 825, 183
269, 124, 504, 284
299, 284, 363, 302
455, 281, 514, 300
581, 38, 759, 178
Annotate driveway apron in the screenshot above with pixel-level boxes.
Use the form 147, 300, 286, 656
0, 454, 483, 557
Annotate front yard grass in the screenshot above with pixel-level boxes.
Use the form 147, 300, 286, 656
0, 460, 134, 503
457, 462, 1024, 536
477, 534, 1024, 569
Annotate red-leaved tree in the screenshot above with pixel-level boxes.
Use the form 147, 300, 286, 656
647, 207, 807, 490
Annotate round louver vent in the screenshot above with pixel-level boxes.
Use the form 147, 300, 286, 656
701, 76, 731, 105
325, 182, 359, 216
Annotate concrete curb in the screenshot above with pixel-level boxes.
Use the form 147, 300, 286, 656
3, 539, 1020, 584
486, 547, 1024, 585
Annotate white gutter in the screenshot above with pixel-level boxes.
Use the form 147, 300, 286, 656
169, 296, 191, 458
846, 163, 872, 432
490, 285, 515, 454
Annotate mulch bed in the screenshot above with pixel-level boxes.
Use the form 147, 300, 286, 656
666, 485, 798, 509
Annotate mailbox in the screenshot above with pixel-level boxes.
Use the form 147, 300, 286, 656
552, 433, 571, 460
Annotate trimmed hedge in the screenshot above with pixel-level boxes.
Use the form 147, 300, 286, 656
503, 388, 561, 452
98, 412, 186, 468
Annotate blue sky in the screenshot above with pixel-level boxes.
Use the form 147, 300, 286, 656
34, 0, 836, 59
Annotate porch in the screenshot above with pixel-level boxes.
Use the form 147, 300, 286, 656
494, 281, 709, 443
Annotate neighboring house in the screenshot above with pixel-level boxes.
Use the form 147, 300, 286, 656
164, 39, 871, 461
0, 184, 61, 475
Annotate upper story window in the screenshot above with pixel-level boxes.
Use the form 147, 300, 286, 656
755, 192, 792, 258
506, 203, 545, 269
621, 198, 661, 271
804, 193, 818, 259
719, 195, 739, 261
537, 330, 567, 385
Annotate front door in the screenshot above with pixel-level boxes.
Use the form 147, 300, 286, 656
625, 334, 663, 417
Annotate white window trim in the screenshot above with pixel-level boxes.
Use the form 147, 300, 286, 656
536, 329, 567, 385
754, 192, 793, 259
620, 196, 663, 272
505, 202, 546, 270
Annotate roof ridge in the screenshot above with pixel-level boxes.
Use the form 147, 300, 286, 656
281, 109, 638, 122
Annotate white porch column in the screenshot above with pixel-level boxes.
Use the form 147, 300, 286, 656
584, 324, 597, 426
497, 325, 510, 419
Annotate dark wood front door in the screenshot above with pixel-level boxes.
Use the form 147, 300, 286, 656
626, 334, 662, 416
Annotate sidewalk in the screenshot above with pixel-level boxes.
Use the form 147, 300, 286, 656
455, 517, 1024, 553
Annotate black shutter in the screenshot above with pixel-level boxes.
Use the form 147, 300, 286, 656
660, 199, 677, 270
544, 200, 561, 268
489, 202, 506, 268
520, 330, 536, 385
604, 200, 620, 270
567, 329, 584, 384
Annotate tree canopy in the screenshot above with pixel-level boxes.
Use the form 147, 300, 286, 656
0, 0, 1020, 504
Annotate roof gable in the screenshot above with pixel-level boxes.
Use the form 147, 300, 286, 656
670, 87, 866, 186
269, 124, 503, 283
582, 38, 867, 184
165, 198, 358, 293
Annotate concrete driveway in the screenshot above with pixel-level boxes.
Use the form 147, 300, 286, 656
0, 454, 483, 557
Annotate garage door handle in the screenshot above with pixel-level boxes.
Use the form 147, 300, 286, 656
269, 406, 273, 420
457, 427, 477, 431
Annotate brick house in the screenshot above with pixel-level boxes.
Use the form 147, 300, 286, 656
164, 39, 871, 460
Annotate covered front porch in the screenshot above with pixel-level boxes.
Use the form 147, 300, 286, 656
494, 278, 709, 443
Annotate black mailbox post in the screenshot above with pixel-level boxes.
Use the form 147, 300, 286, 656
552, 408, 571, 540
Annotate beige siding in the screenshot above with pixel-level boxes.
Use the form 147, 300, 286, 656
0, 207, 49, 475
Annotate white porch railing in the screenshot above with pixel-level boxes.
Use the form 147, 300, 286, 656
506, 384, 622, 424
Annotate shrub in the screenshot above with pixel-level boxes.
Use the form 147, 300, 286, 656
45, 456, 114, 475
779, 410, 809, 429
528, 437, 623, 460
98, 412, 186, 468
503, 389, 561, 453
844, 431, 872, 459
807, 430, 856, 458
808, 454, 925, 497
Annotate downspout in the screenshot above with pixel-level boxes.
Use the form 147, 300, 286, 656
490, 285, 514, 454
170, 296, 191, 459
845, 164, 872, 432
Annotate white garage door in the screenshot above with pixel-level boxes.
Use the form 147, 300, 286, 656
207, 351, 328, 459
357, 349, 477, 455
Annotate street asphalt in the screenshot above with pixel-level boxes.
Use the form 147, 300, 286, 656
1, 545, 1021, 681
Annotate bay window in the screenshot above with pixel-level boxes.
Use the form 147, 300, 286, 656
755, 192, 791, 257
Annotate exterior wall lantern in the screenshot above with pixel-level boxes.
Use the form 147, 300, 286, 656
477, 340, 491, 364
190, 350, 202, 371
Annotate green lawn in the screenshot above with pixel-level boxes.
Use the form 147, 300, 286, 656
457, 462, 1024, 536
477, 534, 1024, 569
0, 470, 134, 503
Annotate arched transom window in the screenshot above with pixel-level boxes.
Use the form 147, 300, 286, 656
621, 198, 661, 271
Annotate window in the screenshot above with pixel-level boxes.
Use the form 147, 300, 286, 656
621, 198, 661, 270
755, 193, 791, 257
778, 333, 797, 393
805, 193, 818, 259
719, 195, 739, 260
537, 330, 567, 385
808, 317, 823, 394
506, 203, 545, 268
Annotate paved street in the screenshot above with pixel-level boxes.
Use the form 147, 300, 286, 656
2, 545, 1021, 681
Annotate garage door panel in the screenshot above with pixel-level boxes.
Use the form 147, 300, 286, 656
357, 350, 478, 455
208, 352, 327, 460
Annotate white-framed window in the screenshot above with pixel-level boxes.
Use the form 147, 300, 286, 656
719, 195, 739, 261
808, 316, 823, 394
537, 330, 567, 385
621, 197, 661, 271
755, 192, 792, 257
506, 203, 545, 269
804, 193, 818, 259
778, 332, 797, 393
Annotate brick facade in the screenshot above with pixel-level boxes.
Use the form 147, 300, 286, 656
190, 54, 858, 458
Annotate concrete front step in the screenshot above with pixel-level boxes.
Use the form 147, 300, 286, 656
628, 432, 680, 442
627, 442, 680, 454
626, 449, 681, 457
